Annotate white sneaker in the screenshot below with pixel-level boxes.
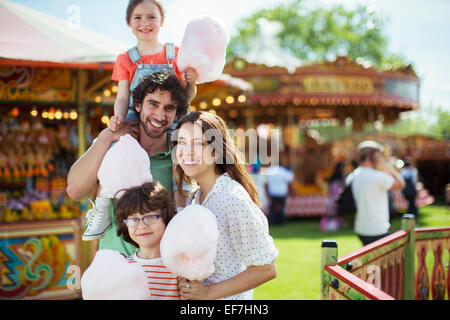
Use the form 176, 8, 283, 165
82, 199, 112, 241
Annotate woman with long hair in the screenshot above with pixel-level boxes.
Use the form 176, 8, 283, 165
172, 111, 278, 300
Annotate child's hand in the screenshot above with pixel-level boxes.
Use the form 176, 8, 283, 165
109, 115, 124, 132
184, 68, 198, 85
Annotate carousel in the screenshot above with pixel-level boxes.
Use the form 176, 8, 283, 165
190, 54, 424, 217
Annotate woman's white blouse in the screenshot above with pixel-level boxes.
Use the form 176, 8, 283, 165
190, 173, 279, 300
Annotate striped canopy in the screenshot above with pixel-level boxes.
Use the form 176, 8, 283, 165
0, 0, 128, 63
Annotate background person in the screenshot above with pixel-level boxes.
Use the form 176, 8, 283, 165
400, 156, 419, 217
346, 141, 405, 246
265, 157, 294, 225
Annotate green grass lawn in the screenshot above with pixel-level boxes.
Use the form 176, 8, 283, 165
253, 203, 450, 300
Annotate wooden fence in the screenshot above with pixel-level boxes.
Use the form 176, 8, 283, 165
321, 214, 450, 300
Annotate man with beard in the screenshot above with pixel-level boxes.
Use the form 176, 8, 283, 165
66, 72, 189, 255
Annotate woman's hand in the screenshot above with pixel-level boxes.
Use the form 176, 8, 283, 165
178, 277, 211, 300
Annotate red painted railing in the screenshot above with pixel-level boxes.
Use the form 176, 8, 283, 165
337, 231, 408, 299
414, 226, 450, 300
321, 215, 450, 300
324, 265, 394, 300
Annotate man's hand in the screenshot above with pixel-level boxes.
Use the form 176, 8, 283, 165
374, 152, 385, 170
374, 152, 405, 190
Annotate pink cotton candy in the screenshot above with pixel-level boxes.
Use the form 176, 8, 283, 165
97, 134, 153, 198
81, 249, 149, 300
160, 204, 219, 280
177, 16, 230, 84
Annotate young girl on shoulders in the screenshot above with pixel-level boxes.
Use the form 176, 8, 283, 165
111, 0, 197, 131
172, 111, 278, 300
82, 0, 196, 241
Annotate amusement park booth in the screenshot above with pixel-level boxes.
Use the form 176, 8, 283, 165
0, 0, 127, 299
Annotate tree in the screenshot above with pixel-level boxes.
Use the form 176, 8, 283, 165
382, 105, 449, 140
432, 107, 450, 139
228, 0, 407, 69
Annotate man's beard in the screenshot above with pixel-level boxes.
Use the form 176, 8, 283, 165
140, 114, 170, 139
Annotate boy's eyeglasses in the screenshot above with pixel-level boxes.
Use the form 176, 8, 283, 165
123, 214, 162, 229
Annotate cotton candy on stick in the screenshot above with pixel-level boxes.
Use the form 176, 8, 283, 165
81, 249, 150, 300
160, 204, 219, 280
97, 134, 153, 199
177, 16, 230, 84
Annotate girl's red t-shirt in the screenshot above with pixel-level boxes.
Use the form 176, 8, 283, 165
112, 44, 183, 83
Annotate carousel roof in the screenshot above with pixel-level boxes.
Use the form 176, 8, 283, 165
0, 0, 127, 67
203, 56, 421, 127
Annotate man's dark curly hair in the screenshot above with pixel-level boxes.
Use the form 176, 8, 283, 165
132, 71, 189, 118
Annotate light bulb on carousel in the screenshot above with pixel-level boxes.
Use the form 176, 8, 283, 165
48, 107, 55, 120
55, 109, 63, 120
101, 114, 110, 126
69, 109, 78, 120
225, 96, 235, 104
63, 108, 70, 119
199, 101, 207, 110
11, 107, 19, 117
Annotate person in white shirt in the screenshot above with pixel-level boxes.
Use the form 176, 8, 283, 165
346, 141, 405, 246
172, 111, 278, 300
265, 159, 294, 225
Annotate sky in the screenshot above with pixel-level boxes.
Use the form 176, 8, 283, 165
8, 0, 450, 115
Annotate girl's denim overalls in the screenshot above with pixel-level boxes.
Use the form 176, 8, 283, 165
125, 43, 176, 123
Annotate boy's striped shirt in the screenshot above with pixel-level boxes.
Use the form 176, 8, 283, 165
127, 253, 180, 300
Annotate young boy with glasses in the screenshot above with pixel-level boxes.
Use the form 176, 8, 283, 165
114, 181, 180, 299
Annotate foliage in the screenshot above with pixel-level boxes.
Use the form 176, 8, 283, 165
228, 0, 407, 69
432, 107, 450, 139
382, 105, 450, 140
